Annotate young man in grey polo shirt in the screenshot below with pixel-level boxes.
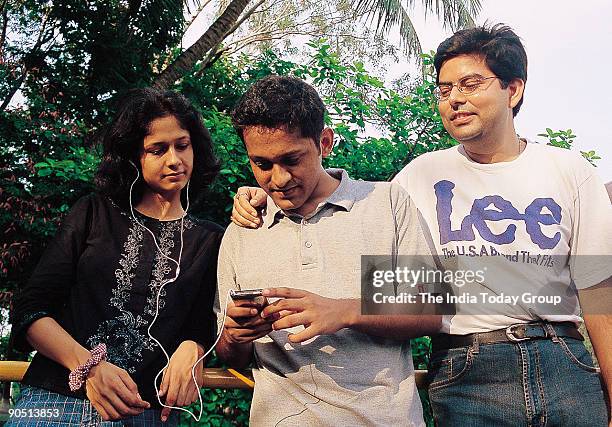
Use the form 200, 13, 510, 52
215, 76, 441, 426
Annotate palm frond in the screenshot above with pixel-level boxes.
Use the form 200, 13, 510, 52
352, 0, 481, 58
432, 0, 482, 30
438, 0, 483, 28
354, 0, 421, 57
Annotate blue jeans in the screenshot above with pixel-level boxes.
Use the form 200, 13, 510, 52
6, 385, 179, 426
427, 337, 608, 426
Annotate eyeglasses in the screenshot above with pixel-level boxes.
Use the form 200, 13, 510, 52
434, 75, 500, 101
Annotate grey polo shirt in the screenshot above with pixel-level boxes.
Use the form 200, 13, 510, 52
216, 169, 431, 426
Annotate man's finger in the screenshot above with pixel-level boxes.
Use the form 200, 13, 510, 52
227, 305, 261, 318
272, 312, 309, 331
233, 298, 267, 309
263, 287, 308, 299
288, 325, 318, 343
248, 187, 268, 208
233, 322, 273, 339
262, 298, 302, 317
226, 312, 274, 328
231, 202, 259, 228
231, 327, 273, 343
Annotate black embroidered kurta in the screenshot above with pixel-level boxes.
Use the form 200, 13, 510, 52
11, 194, 223, 407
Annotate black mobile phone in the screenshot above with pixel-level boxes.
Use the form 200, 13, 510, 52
230, 289, 264, 300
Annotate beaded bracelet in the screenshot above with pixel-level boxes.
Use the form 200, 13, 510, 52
68, 343, 107, 391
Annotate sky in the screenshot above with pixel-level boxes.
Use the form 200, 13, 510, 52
392, 0, 612, 182
187, 1, 611, 182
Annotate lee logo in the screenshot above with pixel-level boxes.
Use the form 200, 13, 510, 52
434, 180, 562, 250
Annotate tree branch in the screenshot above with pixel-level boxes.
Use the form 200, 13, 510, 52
0, 8, 53, 111
246, 0, 284, 16
153, 0, 251, 89
199, 0, 266, 68
399, 117, 433, 168
184, 0, 214, 32
0, 6, 8, 60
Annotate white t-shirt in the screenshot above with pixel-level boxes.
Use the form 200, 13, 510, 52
393, 142, 612, 334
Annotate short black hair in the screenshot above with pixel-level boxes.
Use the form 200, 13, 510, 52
434, 23, 527, 116
230, 75, 326, 144
94, 88, 220, 209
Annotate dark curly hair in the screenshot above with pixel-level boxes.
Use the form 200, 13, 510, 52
230, 75, 326, 146
434, 23, 528, 117
94, 88, 220, 209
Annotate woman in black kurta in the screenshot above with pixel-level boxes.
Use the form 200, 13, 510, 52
9, 88, 222, 426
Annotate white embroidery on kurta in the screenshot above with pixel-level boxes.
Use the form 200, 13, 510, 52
87, 217, 193, 372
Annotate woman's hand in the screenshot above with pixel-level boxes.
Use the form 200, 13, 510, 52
158, 340, 205, 422
85, 360, 150, 421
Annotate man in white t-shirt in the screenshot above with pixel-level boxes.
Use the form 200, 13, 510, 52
390, 25, 611, 426
231, 25, 611, 426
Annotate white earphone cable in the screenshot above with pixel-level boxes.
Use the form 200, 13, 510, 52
128, 162, 230, 421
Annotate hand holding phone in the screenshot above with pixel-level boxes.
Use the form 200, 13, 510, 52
230, 288, 267, 307
223, 288, 274, 344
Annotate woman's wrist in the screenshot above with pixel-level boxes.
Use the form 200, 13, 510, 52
68, 343, 107, 391
180, 340, 205, 359
67, 343, 95, 371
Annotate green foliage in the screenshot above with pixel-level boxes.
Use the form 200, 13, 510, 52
34, 146, 100, 182
201, 110, 256, 222
179, 357, 252, 426
538, 128, 601, 165
296, 45, 456, 181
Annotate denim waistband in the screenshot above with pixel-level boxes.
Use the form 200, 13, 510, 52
431, 321, 582, 353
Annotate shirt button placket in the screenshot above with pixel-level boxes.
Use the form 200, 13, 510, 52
301, 218, 316, 267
